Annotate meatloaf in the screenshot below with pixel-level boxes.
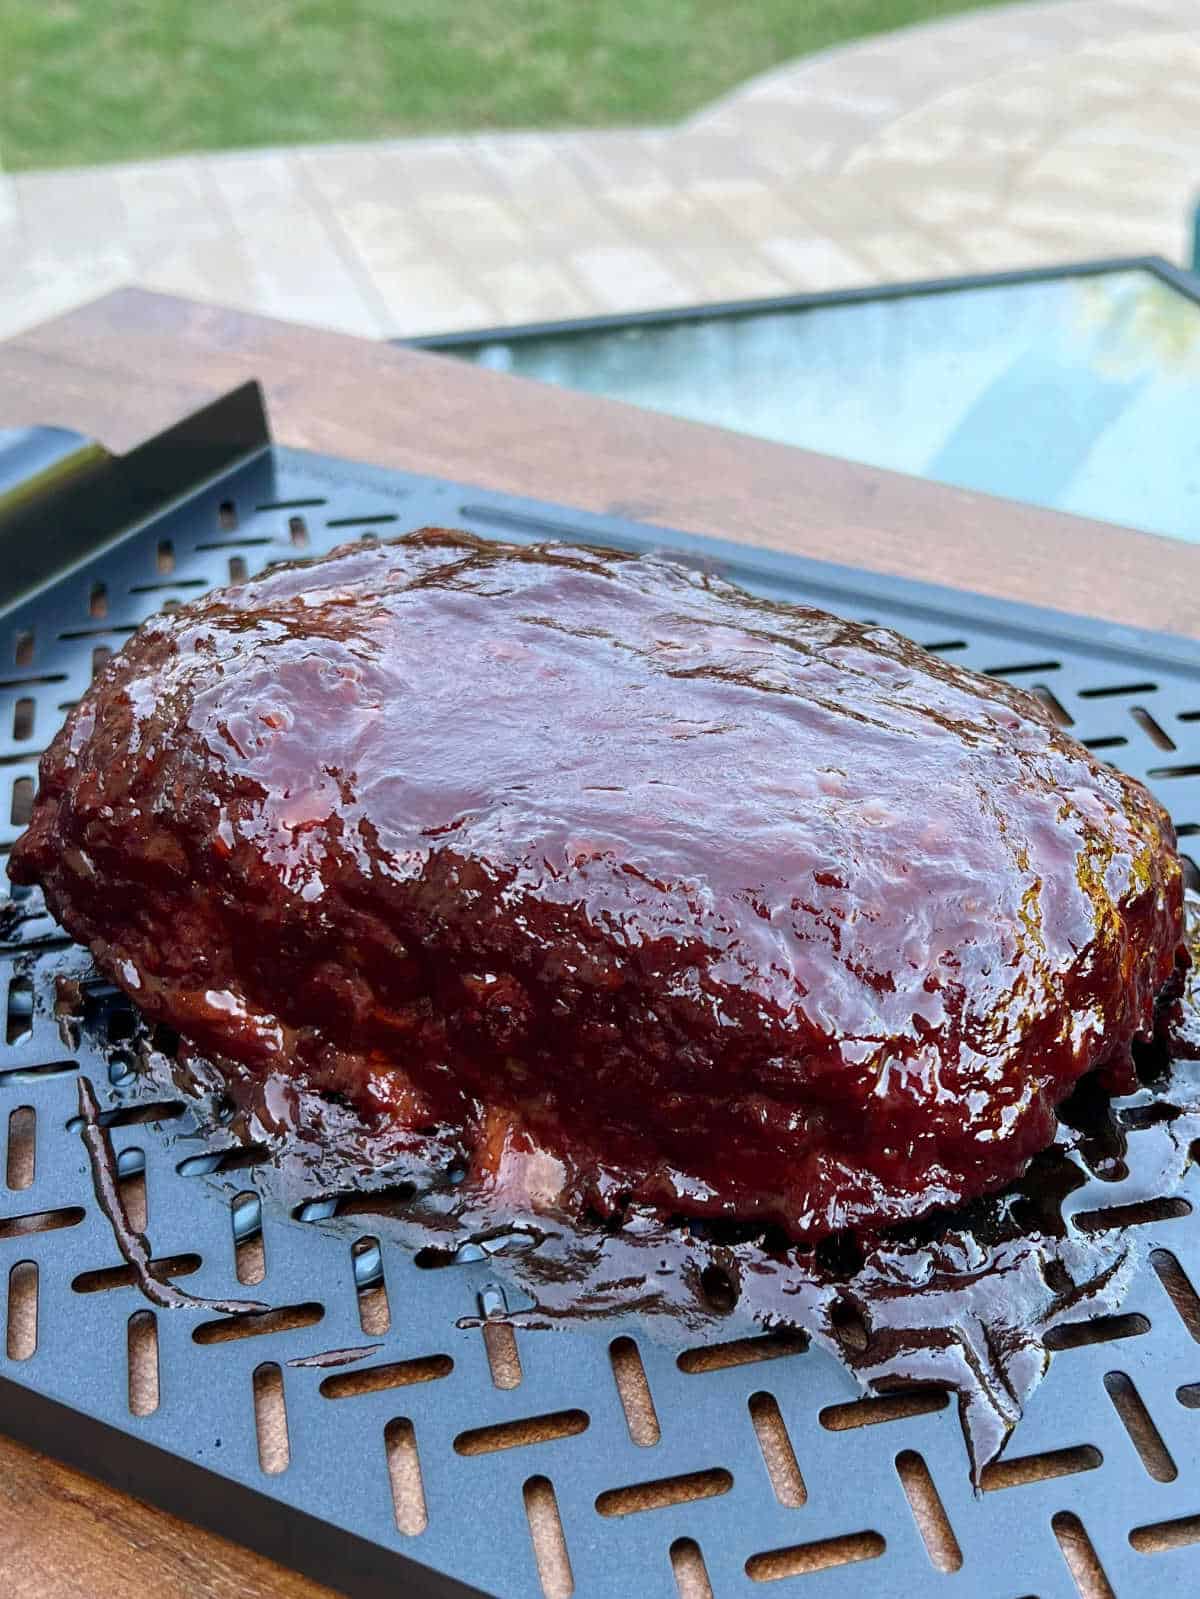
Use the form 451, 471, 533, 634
9, 529, 1185, 1239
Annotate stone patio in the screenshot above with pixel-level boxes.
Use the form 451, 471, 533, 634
2, 0, 1198, 341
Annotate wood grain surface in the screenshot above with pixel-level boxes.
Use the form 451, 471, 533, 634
1, 288, 1197, 641
0, 287, 1194, 1599
0, 1432, 332, 1599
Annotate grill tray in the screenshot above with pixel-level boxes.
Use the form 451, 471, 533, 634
3, 387, 1200, 1599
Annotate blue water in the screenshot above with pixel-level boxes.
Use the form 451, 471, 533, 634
466, 269, 1200, 546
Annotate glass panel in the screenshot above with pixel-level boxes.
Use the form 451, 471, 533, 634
461, 269, 1200, 546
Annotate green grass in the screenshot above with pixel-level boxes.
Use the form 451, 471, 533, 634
2, 0, 1018, 172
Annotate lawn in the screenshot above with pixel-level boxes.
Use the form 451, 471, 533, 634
2, 0, 1019, 172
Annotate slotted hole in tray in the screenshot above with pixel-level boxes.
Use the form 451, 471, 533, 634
74, 1255, 201, 1294
895, 1450, 961, 1573
11, 698, 34, 741
130, 580, 206, 596
698, 1262, 738, 1313
385, 1418, 427, 1536
677, 1331, 806, 1374
118, 1147, 147, 1233
745, 1531, 885, 1582
0, 672, 62, 690
196, 538, 271, 552
6, 1104, 35, 1189
289, 515, 309, 548
1053, 1511, 1115, 1599
596, 1468, 732, 1518
1104, 1372, 1176, 1481
749, 1392, 805, 1508
985, 658, 1061, 678
58, 623, 136, 642
524, 1476, 573, 1599
1031, 682, 1074, 726
177, 1145, 268, 1178
1151, 1247, 1200, 1340
819, 1388, 949, 1430
194, 1302, 324, 1346
4, 977, 33, 1044
1044, 1313, 1150, 1350
1072, 1198, 1191, 1234
232, 1191, 265, 1285
106, 1003, 136, 1046
107, 1049, 136, 1092
483, 1317, 523, 1389
454, 1409, 589, 1456
6, 1261, 37, 1360
128, 1311, 159, 1417
327, 513, 397, 529
254, 1362, 289, 1474
830, 1298, 871, 1353
301, 1182, 418, 1223
1079, 679, 1157, 699
1131, 705, 1176, 750
1149, 762, 1200, 780
1130, 1514, 1200, 1553
670, 1538, 714, 1599
610, 1336, 660, 1447
0, 1206, 84, 1241
9, 778, 33, 829
352, 1235, 390, 1335
66, 1099, 186, 1130
319, 1354, 452, 1400
981, 1445, 1102, 1491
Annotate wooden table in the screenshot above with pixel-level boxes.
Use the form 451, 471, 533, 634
0, 287, 1195, 1599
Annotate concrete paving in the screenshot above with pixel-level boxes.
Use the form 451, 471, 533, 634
1, 0, 1197, 341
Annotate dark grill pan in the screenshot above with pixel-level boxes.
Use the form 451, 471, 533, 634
2, 385, 1200, 1599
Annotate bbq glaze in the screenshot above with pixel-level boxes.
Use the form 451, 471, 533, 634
10, 530, 1184, 1240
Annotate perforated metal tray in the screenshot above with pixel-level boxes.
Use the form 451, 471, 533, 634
3, 387, 1200, 1599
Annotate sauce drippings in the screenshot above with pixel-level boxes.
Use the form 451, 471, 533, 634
91, 890, 1195, 1480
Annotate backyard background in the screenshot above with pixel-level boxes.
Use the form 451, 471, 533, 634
2, 0, 1013, 170
1, 0, 1195, 342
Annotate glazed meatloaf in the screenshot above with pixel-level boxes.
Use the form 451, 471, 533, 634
9, 530, 1185, 1239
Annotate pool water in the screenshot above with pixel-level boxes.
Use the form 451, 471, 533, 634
459, 268, 1200, 547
